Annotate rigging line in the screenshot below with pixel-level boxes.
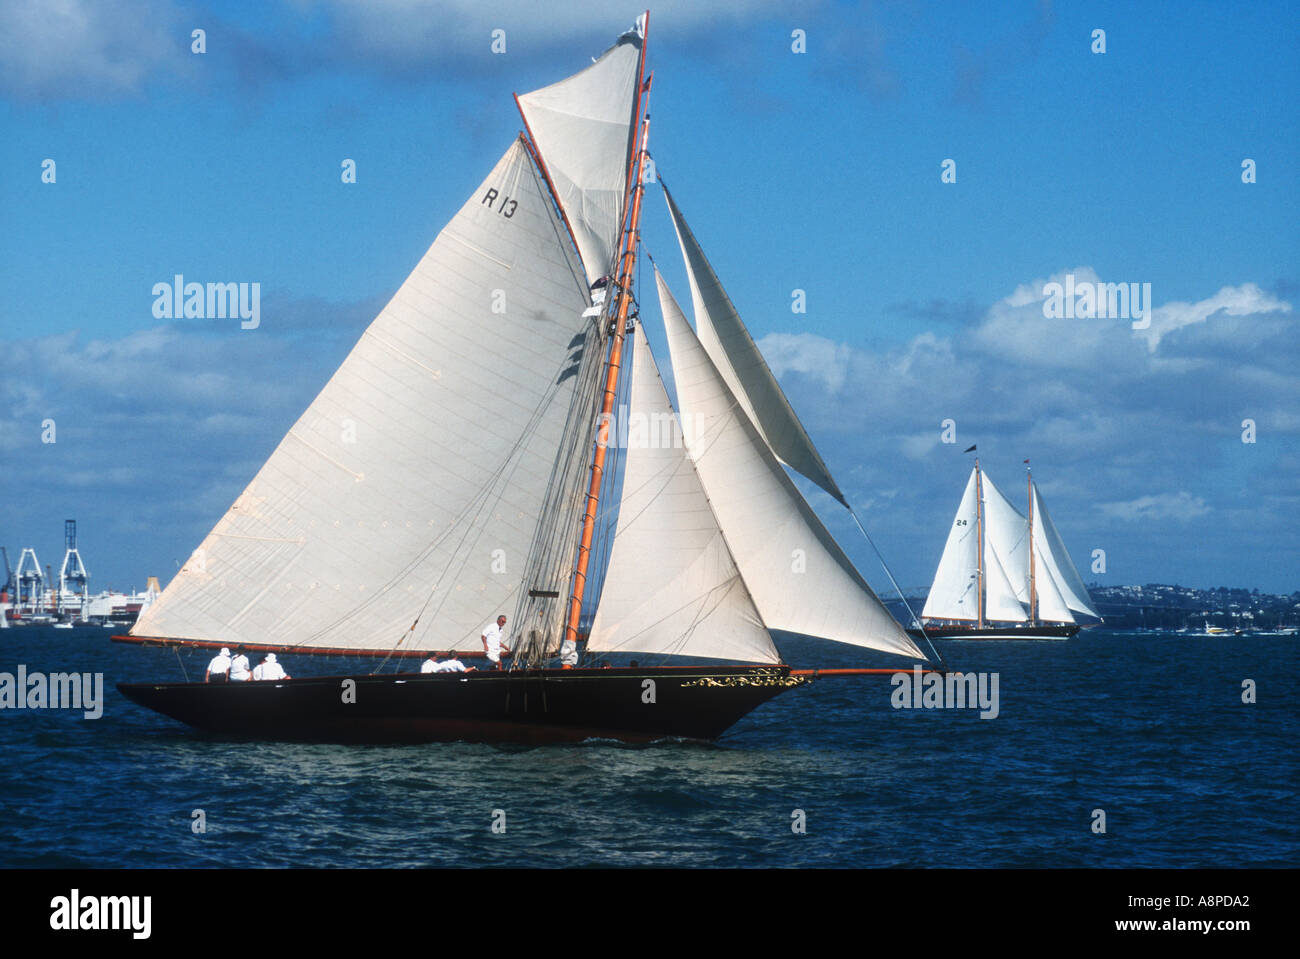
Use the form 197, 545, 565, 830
519, 324, 603, 599
647, 575, 755, 667
494, 317, 605, 668
383, 434, 537, 673
848, 508, 945, 669
599, 441, 687, 538
172, 644, 190, 683
557, 363, 605, 662
294, 418, 537, 650
554, 335, 624, 666
400, 367, 576, 659
600, 571, 743, 656
307, 340, 586, 663
584, 327, 631, 624
512, 328, 606, 667
296, 447, 513, 660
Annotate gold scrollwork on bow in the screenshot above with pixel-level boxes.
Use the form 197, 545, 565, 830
681, 671, 808, 689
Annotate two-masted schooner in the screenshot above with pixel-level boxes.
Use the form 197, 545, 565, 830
911, 459, 1100, 640
116, 14, 928, 743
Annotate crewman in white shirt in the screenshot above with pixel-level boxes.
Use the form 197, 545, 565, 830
481, 615, 509, 670
435, 652, 474, 673
205, 647, 232, 683
229, 648, 252, 682
252, 652, 289, 681
420, 652, 440, 673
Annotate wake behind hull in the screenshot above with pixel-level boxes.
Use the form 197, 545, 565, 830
117, 665, 809, 744
907, 624, 1080, 641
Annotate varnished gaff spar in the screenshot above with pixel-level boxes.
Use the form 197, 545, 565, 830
117, 13, 930, 744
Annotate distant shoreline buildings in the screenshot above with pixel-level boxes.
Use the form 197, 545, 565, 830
1, 520, 158, 628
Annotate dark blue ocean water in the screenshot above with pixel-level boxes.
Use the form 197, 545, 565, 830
1, 626, 1295, 868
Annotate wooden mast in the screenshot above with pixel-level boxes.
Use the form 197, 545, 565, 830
975, 457, 985, 630
1027, 463, 1038, 624
563, 13, 651, 656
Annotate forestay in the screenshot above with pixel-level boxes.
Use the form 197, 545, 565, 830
587, 324, 779, 663
658, 270, 923, 660
133, 138, 595, 653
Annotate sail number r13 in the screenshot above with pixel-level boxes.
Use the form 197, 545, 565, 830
482, 188, 517, 218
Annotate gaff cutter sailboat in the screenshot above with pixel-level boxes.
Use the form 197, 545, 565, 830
116, 14, 932, 743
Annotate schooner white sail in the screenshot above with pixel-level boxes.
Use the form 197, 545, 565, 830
118, 13, 927, 743
917, 461, 1099, 640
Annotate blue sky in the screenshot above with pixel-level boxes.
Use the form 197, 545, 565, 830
1, 0, 1297, 598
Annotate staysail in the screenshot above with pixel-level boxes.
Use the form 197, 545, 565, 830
662, 186, 847, 507
1031, 482, 1100, 619
587, 324, 779, 663
657, 270, 923, 659
517, 21, 644, 285
1033, 555, 1075, 623
132, 138, 599, 653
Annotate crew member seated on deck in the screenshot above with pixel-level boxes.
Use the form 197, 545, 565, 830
420, 651, 440, 673
481, 615, 510, 670
252, 652, 289, 681
229, 647, 252, 682
436, 652, 474, 673
205, 647, 232, 683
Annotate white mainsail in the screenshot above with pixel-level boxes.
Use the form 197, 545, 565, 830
517, 24, 643, 285
920, 468, 979, 621
662, 186, 847, 506
1031, 482, 1100, 619
133, 138, 597, 653
587, 324, 779, 663
657, 269, 923, 660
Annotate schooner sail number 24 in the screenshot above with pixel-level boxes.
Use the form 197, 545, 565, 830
116, 14, 928, 743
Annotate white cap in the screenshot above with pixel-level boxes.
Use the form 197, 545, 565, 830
265, 653, 277, 663
220, 648, 230, 656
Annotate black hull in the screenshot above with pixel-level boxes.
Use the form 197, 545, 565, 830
117, 665, 810, 744
907, 624, 1080, 641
